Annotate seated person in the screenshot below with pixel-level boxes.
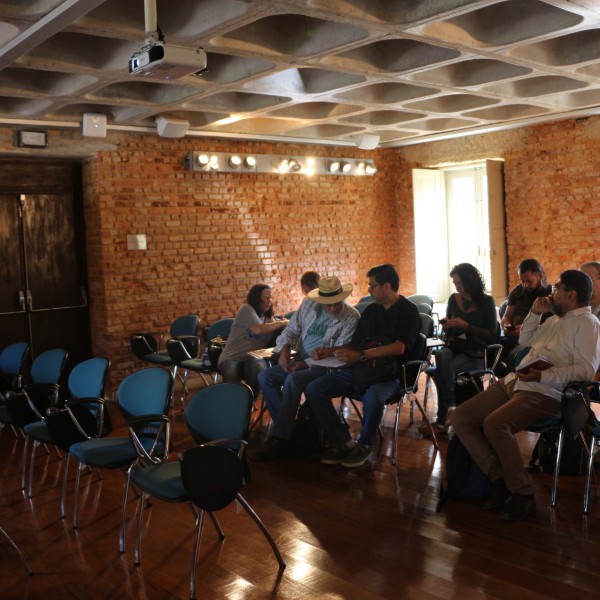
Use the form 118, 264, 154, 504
580, 261, 600, 319
425, 263, 498, 435
501, 258, 552, 354
304, 264, 421, 468
452, 269, 600, 521
217, 284, 288, 400
300, 271, 321, 295
256, 276, 359, 460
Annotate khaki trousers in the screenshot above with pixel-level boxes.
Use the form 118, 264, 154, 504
451, 378, 559, 495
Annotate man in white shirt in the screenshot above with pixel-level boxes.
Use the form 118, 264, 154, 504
452, 269, 600, 521
580, 261, 600, 318
255, 276, 360, 461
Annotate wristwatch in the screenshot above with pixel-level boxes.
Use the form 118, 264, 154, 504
360, 351, 368, 363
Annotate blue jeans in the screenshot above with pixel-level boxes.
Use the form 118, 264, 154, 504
304, 368, 401, 447
432, 347, 483, 424
219, 357, 266, 400
258, 365, 328, 440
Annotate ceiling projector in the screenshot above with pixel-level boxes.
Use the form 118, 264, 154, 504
129, 42, 207, 80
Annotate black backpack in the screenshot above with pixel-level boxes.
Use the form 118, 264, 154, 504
291, 402, 322, 456
437, 435, 491, 511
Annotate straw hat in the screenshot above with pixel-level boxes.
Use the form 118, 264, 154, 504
307, 276, 353, 304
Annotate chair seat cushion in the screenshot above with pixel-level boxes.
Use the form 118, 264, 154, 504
70, 436, 139, 468
24, 420, 53, 443
132, 462, 186, 502
179, 358, 205, 372
144, 352, 172, 366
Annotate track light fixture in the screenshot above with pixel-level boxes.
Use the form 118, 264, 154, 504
186, 152, 377, 176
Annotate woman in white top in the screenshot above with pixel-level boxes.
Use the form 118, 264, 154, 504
218, 284, 288, 399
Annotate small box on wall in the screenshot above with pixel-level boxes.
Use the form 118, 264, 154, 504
16, 130, 47, 148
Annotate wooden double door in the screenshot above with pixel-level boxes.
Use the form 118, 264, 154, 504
0, 158, 92, 378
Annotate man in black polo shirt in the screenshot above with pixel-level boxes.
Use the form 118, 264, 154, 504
304, 264, 420, 468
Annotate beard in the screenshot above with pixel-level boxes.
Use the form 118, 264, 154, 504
550, 298, 564, 317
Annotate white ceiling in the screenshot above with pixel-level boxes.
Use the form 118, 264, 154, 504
3, 0, 600, 149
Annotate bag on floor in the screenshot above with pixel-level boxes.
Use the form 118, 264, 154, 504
437, 434, 491, 511
454, 372, 484, 406
292, 401, 322, 455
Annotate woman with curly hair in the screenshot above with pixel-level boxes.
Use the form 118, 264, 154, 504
422, 263, 499, 435
218, 284, 288, 400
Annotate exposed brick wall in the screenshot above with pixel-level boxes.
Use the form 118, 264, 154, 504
83, 134, 407, 383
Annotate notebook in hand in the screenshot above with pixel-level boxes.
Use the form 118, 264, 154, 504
516, 355, 553, 374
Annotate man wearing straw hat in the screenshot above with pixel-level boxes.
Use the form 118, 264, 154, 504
256, 275, 360, 461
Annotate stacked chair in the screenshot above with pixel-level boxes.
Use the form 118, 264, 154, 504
22, 357, 110, 500
128, 382, 285, 599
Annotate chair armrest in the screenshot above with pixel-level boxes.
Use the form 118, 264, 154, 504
126, 414, 171, 465
64, 397, 110, 438
399, 359, 428, 394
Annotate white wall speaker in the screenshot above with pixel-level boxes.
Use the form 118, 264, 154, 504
356, 134, 380, 150
155, 116, 189, 138
82, 113, 107, 137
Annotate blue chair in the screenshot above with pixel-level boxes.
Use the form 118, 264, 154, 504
407, 294, 434, 308
68, 367, 173, 552
355, 301, 372, 315
23, 357, 110, 499
0, 341, 29, 394
131, 314, 200, 369
358, 294, 373, 303
205, 317, 234, 341
0, 348, 68, 440
129, 382, 284, 599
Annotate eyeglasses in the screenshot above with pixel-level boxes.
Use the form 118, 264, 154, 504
552, 283, 571, 293
367, 282, 381, 290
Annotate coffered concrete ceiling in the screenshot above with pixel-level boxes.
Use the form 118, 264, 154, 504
2, 0, 600, 149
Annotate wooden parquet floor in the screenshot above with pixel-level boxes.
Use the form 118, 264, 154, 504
2, 378, 600, 599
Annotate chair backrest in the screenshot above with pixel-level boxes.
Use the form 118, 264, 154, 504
355, 301, 372, 315
420, 313, 435, 338
409, 333, 428, 362
185, 382, 253, 444
498, 299, 509, 319
358, 294, 372, 304
0, 342, 28, 376
181, 445, 244, 512
30, 348, 68, 385
206, 318, 234, 341
68, 357, 110, 399
407, 294, 434, 308
414, 301, 433, 316
116, 368, 173, 419
170, 315, 199, 338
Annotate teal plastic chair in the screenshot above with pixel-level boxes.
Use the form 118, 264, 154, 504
130, 382, 285, 599
68, 367, 173, 552
131, 314, 200, 367
0, 348, 67, 438
0, 341, 29, 393
23, 357, 110, 499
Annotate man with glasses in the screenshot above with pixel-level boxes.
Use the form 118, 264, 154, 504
452, 269, 600, 521
303, 264, 421, 468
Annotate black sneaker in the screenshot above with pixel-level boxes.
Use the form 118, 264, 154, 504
500, 493, 536, 521
483, 478, 511, 510
253, 437, 292, 462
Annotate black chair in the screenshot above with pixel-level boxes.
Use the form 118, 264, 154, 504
344, 333, 432, 462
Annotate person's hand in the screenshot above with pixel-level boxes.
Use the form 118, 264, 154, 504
516, 368, 542, 382
531, 296, 552, 315
504, 324, 521, 337
334, 348, 360, 364
443, 317, 469, 330
287, 360, 307, 372
311, 347, 333, 360
278, 352, 293, 372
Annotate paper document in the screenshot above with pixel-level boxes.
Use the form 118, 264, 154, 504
248, 347, 276, 359
305, 356, 347, 368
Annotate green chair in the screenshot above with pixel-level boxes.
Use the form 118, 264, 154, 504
130, 382, 285, 599
68, 367, 173, 552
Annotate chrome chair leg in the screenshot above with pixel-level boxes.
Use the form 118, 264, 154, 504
190, 509, 206, 600
0, 525, 33, 575
61, 453, 71, 518
119, 469, 133, 553
20, 435, 30, 491
584, 437, 597, 513
236, 493, 285, 569
550, 427, 564, 507
134, 491, 147, 565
